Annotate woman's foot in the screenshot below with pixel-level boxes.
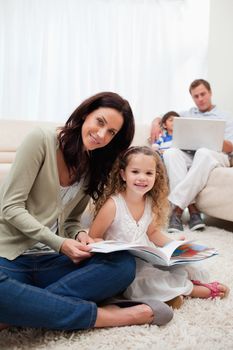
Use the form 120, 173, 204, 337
94, 304, 154, 328
190, 280, 230, 299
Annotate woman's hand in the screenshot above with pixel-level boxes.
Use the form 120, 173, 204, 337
76, 231, 104, 244
76, 230, 94, 245
60, 238, 92, 264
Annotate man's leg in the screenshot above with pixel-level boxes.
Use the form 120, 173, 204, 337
163, 148, 193, 191
168, 148, 230, 210
163, 148, 193, 232
186, 203, 205, 231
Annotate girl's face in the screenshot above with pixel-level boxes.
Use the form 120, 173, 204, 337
82, 107, 124, 151
121, 153, 156, 196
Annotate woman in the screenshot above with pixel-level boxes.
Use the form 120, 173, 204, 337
0, 92, 172, 331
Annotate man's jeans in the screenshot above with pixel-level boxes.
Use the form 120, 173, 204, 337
0, 252, 135, 330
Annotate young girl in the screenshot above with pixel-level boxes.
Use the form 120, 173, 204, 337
88, 146, 229, 305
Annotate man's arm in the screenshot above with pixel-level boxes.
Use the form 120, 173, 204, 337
223, 119, 233, 153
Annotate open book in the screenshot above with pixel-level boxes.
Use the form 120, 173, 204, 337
90, 240, 218, 267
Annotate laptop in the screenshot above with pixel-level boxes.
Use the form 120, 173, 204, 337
172, 117, 225, 151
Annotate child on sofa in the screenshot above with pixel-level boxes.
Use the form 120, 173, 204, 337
88, 146, 230, 307
152, 111, 180, 154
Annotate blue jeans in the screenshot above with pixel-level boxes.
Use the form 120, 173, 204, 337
0, 252, 135, 330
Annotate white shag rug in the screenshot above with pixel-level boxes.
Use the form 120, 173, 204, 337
1, 226, 233, 350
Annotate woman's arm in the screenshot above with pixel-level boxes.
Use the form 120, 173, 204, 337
1, 128, 64, 251
88, 198, 116, 240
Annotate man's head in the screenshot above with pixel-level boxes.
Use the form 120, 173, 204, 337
189, 79, 213, 112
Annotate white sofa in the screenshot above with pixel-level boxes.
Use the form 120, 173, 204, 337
0, 119, 233, 222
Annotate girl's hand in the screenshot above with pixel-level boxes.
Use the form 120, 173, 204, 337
93, 238, 104, 242
76, 231, 94, 245
60, 238, 92, 264
178, 235, 186, 241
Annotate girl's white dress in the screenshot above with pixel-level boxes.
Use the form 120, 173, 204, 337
104, 194, 209, 302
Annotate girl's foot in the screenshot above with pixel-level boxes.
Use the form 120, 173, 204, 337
190, 280, 230, 299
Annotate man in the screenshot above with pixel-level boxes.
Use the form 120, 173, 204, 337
150, 79, 233, 232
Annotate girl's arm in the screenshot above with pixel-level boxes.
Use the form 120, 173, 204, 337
147, 222, 172, 247
88, 198, 116, 240
147, 222, 185, 247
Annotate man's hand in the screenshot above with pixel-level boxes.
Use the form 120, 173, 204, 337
150, 117, 162, 143
222, 140, 233, 154
60, 238, 92, 264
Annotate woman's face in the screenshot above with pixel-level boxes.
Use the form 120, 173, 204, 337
81, 107, 124, 151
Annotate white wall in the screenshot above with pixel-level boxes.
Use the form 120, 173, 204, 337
208, 0, 233, 119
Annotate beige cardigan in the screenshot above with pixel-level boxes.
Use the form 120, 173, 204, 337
0, 128, 90, 260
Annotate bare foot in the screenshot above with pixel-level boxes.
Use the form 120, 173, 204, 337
214, 284, 230, 299
94, 304, 154, 328
190, 282, 230, 299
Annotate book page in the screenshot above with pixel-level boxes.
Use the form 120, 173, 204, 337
90, 239, 193, 264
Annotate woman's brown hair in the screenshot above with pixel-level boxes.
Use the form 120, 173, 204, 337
58, 92, 135, 200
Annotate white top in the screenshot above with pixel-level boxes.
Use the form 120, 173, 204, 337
105, 193, 154, 246
104, 193, 209, 302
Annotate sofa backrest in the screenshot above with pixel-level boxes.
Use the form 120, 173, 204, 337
132, 123, 150, 146
0, 119, 151, 184
0, 119, 60, 183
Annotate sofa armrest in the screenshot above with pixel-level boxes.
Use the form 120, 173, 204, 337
196, 167, 233, 222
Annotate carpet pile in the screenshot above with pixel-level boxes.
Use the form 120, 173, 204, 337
1, 226, 233, 350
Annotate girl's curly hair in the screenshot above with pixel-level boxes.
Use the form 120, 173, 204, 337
94, 146, 170, 229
